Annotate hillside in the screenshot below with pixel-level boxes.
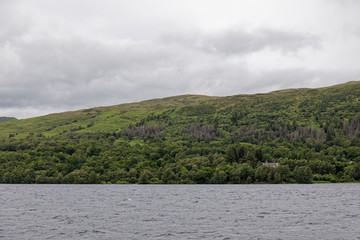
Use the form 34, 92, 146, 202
0, 81, 360, 184
0, 117, 16, 122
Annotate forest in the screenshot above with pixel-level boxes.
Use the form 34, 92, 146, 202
0, 81, 359, 184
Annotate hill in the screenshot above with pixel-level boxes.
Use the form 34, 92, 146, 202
0, 81, 359, 184
0, 117, 16, 122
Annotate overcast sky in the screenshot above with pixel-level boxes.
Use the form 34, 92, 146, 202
1, 0, 360, 118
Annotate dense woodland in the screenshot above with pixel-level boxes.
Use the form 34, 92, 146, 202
0, 81, 360, 184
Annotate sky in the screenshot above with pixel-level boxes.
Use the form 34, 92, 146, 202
1, 0, 360, 119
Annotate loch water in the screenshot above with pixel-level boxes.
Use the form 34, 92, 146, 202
1, 184, 360, 240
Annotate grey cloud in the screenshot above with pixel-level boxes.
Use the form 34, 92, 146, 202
161, 28, 320, 56
346, 25, 360, 37
0, 24, 354, 119
0, 1, 357, 119
208, 29, 320, 55
0, 28, 202, 116
206, 68, 360, 97
327, 0, 360, 7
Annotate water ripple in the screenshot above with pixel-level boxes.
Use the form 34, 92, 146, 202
1, 184, 360, 239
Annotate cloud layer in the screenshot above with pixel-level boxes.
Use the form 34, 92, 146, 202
0, 0, 359, 118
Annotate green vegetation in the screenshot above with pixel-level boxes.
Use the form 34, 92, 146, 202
0, 81, 360, 184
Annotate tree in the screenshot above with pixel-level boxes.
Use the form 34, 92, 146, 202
225, 145, 248, 163
195, 167, 213, 184
344, 163, 360, 180
293, 166, 313, 183
255, 149, 263, 162
309, 160, 335, 175
211, 168, 227, 184
255, 165, 270, 182
161, 168, 176, 183
138, 170, 152, 184
275, 165, 291, 182
273, 172, 282, 184
230, 164, 254, 183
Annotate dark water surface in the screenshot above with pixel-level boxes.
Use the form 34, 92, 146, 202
1, 184, 360, 240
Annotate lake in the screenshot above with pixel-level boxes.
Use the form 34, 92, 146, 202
1, 184, 360, 239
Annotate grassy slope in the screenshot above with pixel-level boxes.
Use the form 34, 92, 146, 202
0, 95, 216, 138
0, 81, 359, 138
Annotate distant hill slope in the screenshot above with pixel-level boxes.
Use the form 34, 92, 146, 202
1, 81, 359, 184
0, 81, 359, 138
0, 117, 16, 122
